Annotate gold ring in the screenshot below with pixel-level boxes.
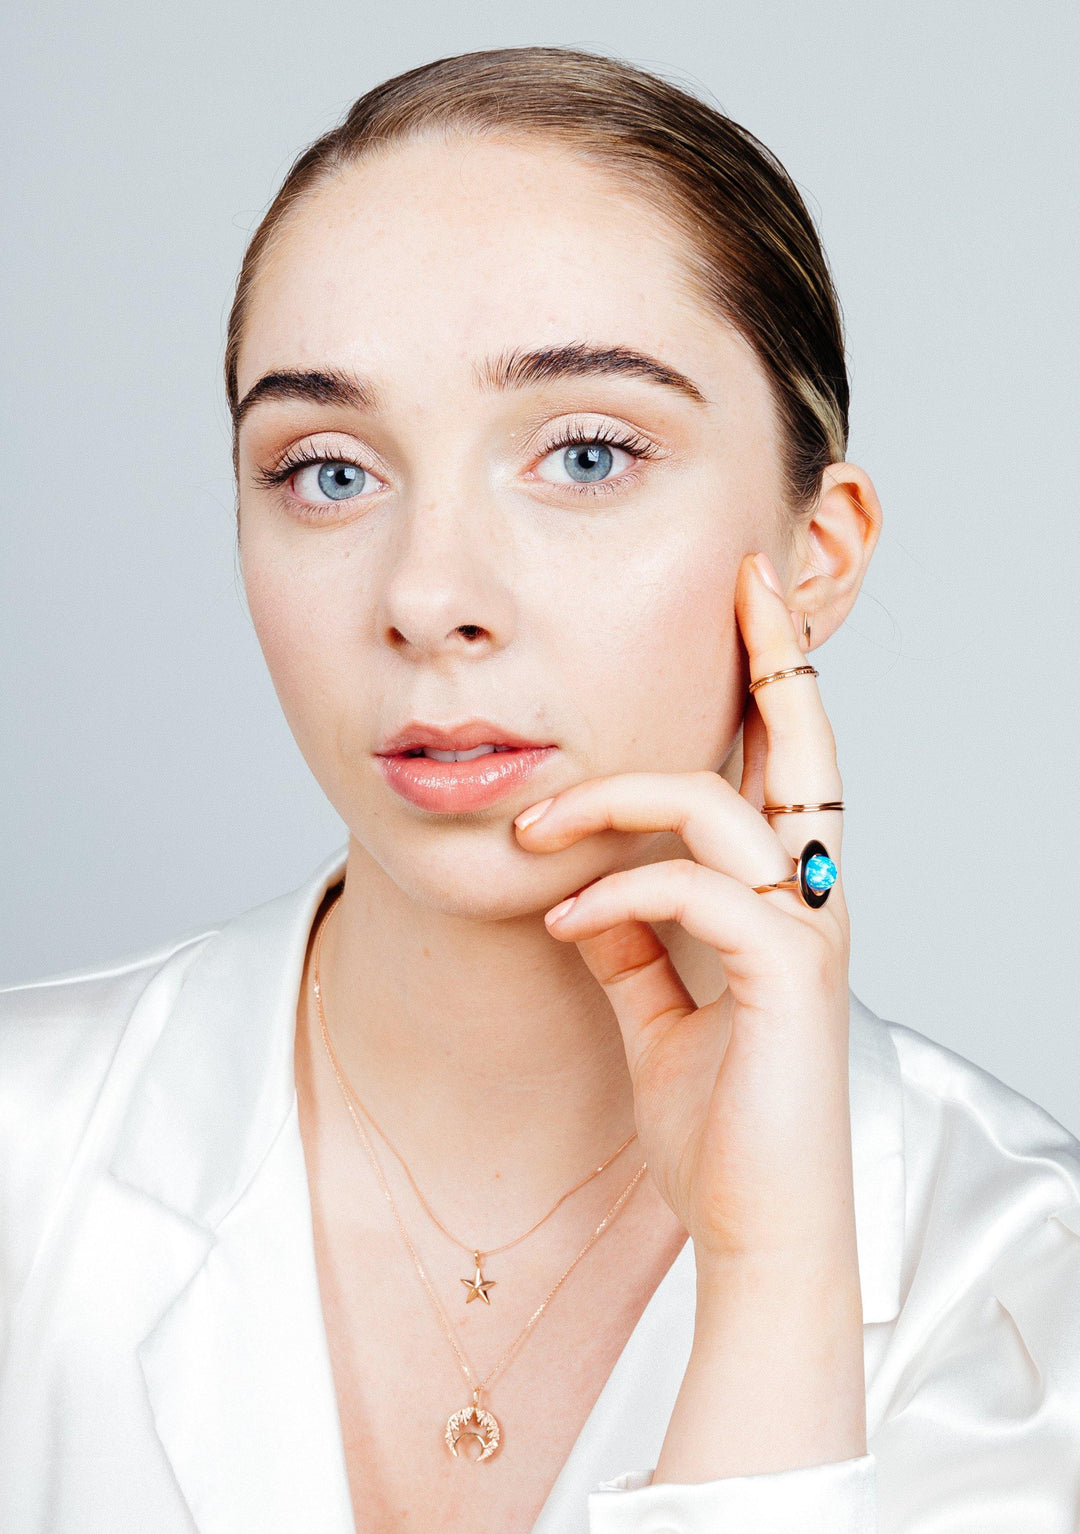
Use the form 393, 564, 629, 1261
753, 840, 837, 908
761, 801, 844, 816
748, 665, 819, 695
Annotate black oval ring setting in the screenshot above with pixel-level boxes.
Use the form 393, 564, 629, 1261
752, 839, 838, 909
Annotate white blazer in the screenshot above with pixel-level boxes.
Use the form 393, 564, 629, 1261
2, 843, 1080, 1534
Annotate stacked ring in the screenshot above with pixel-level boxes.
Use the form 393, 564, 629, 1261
748, 665, 818, 695
761, 801, 844, 816
752, 839, 838, 909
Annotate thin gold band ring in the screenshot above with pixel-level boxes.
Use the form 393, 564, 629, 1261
748, 665, 819, 695
761, 801, 844, 816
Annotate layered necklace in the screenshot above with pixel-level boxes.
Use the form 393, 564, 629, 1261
311, 892, 649, 1461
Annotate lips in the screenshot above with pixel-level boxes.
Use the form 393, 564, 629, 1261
374, 719, 558, 812
376, 719, 555, 755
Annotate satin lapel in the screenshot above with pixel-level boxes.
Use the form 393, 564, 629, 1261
848, 991, 906, 1324
107, 845, 353, 1534
135, 1103, 357, 1534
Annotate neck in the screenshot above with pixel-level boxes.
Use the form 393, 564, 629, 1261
308, 830, 727, 1232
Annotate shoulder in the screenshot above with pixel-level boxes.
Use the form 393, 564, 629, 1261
845, 1005, 1080, 1497
0, 923, 221, 1102
886, 1008, 1080, 1207
0, 926, 220, 1297
854, 996, 1080, 1332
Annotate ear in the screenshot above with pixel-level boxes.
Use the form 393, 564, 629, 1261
783, 463, 882, 651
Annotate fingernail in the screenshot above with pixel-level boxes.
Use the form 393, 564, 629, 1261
515, 796, 554, 830
546, 895, 577, 923
752, 552, 782, 595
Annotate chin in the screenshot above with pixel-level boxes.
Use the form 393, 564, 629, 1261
349, 826, 582, 924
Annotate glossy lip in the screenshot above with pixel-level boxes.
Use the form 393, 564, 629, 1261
376, 718, 555, 755
376, 745, 557, 812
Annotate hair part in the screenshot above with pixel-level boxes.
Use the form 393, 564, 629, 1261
224, 46, 849, 512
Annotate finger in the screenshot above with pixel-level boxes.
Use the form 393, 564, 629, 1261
543, 859, 808, 1069
552, 914, 698, 1081
735, 553, 844, 865
515, 768, 793, 889
737, 693, 768, 808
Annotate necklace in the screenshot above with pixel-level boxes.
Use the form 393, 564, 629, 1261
316, 895, 639, 1308
311, 892, 650, 1461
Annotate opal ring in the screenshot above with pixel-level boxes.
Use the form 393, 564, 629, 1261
752, 839, 838, 908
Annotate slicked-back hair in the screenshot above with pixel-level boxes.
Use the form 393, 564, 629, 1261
224, 46, 849, 511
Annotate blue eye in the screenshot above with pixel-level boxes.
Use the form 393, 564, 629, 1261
535, 434, 643, 490
562, 442, 614, 483
251, 448, 384, 509
297, 460, 371, 501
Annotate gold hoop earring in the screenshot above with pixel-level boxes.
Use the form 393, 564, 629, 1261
801, 612, 812, 649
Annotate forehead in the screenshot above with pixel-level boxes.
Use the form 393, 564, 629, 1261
236, 134, 749, 402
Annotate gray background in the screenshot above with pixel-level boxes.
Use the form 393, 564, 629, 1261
3, 2, 1078, 1129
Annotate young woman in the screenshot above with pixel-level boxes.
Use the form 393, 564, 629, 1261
2, 45, 1079, 1534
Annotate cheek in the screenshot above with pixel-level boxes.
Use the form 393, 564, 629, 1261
573, 540, 747, 772
241, 539, 347, 748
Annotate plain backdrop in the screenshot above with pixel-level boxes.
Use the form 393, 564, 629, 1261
2, 1, 1078, 1130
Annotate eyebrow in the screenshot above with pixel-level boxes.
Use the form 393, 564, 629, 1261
475, 343, 709, 405
233, 343, 708, 433
232, 367, 382, 433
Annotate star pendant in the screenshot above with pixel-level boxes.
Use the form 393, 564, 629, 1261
460, 1252, 497, 1305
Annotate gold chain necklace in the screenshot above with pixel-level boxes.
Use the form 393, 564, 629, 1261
317, 895, 639, 1308
311, 893, 649, 1462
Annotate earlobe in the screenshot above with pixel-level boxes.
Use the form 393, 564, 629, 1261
788, 463, 883, 647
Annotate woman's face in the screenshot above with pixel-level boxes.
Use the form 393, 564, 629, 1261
235, 133, 796, 918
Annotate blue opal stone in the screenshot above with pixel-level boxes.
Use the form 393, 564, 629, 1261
804, 854, 837, 892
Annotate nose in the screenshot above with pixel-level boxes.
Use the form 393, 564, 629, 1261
379, 491, 514, 663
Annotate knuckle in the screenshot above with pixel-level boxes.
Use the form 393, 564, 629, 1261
663, 857, 702, 924
704, 769, 739, 803
670, 856, 702, 882
693, 768, 731, 796
796, 927, 844, 988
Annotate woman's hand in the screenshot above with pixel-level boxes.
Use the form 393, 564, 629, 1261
514, 550, 866, 1479
514, 551, 853, 1266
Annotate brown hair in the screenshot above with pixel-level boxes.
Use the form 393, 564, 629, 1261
224, 46, 849, 511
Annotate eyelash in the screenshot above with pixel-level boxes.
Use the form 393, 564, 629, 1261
251, 419, 661, 510
535, 420, 660, 497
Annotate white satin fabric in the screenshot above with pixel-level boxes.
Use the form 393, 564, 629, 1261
2, 843, 1079, 1533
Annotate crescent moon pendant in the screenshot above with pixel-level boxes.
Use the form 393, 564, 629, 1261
445, 1401, 501, 1461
